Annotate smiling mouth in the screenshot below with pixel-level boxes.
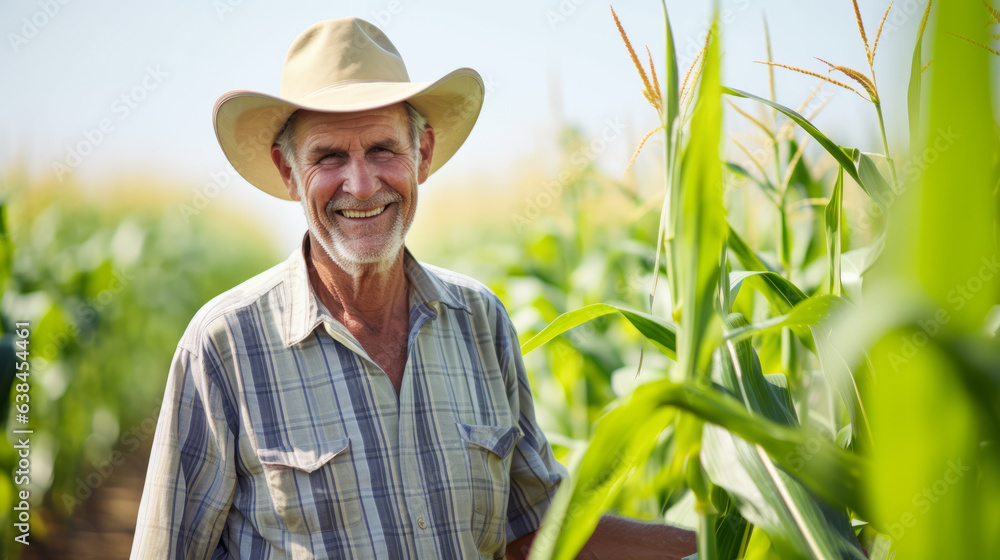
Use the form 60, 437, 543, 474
337, 204, 388, 219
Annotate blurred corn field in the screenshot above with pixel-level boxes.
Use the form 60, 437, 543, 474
0, 171, 280, 558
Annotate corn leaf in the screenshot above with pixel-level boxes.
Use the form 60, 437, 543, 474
853, 151, 895, 205
660, 0, 681, 154
730, 270, 823, 352
520, 303, 678, 360
678, 20, 726, 383
726, 161, 779, 198
534, 378, 867, 526
703, 314, 867, 560
725, 295, 847, 344
907, 1, 933, 149
864, 0, 1000, 556
825, 166, 845, 295
809, 325, 873, 446
729, 271, 808, 312
528, 395, 676, 560
722, 87, 887, 206
727, 225, 775, 273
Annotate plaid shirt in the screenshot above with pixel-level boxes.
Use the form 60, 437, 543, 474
131, 237, 566, 559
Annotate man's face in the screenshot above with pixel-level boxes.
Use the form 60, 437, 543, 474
273, 104, 433, 272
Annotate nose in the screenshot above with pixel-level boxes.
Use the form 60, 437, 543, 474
341, 156, 378, 201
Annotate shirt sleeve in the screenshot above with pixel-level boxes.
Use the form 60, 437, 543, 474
130, 340, 236, 559
501, 316, 569, 543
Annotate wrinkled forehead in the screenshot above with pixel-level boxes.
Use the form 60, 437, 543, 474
292, 103, 410, 143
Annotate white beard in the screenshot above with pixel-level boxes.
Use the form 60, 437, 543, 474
296, 177, 415, 277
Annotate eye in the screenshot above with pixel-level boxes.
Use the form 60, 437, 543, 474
368, 146, 396, 160
318, 152, 345, 163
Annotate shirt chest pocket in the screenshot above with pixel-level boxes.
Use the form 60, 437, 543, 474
256, 437, 363, 534
458, 424, 521, 552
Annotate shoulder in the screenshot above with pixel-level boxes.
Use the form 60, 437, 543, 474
415, 261, 523, 374
175, 258, 288, 356
419, 261, 512, 322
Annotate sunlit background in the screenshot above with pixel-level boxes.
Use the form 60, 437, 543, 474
1, 0, 929, 254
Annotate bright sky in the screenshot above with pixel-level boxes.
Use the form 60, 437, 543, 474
2, 0, 935, 255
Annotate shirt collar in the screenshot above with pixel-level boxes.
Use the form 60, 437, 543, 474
281, 234, 471, 347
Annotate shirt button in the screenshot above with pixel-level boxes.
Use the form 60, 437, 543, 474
417, 517, 427, 529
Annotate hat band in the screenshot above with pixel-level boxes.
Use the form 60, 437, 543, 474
298, 78, 410, 101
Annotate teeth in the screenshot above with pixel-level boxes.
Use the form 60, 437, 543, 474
341, 205, 386, 218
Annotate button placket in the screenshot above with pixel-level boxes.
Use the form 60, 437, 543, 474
409, 495, 427, 531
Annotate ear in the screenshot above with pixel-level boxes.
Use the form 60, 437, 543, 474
270, 144, 300, 201
416, 125, 436, 184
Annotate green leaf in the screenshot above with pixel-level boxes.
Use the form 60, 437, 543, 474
678, 17, 726, 383
726, 161, 778, 199
729, 271, 808, 313
809, 325, 873, 446
660, 0, 681, 154
532, 376, 867, 560
0, 202, 11, 301
722, 87, 856, 179
701, 423, 865, 560
529, 391, 676, 560
720, 314, 797, 425
520, 303, 678, 360
706, 314, 866, 560
825, 166, 844, 296
865, 0, 1000, 555
713, 488, 751, 560
841, 234, 886, 300
867, 534, 895, 560
727, 225, 774, 273
652, 0, 683, 318
853, 151, 895, 206
907, 1, 933, 150
730, 271, 820, 352
725, 295, 847, 344
722, 87, 889, 206
0, 334, 17, 420
33, 303, 73, 364
649, 379, 866, 514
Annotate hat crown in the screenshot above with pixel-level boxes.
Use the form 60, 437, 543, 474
280, 17, 410, 100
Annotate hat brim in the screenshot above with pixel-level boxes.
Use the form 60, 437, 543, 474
213, 68, 484, 200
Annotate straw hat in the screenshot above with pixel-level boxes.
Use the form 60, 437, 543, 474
212, 17, 484, 200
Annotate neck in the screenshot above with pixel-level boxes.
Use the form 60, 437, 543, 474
306, 235, 410, 330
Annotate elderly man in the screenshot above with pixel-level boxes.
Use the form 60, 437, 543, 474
131, 17, 696, 560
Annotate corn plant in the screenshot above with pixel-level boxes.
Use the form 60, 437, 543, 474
521, 1, 1000, 559
0, 173, 280, 557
